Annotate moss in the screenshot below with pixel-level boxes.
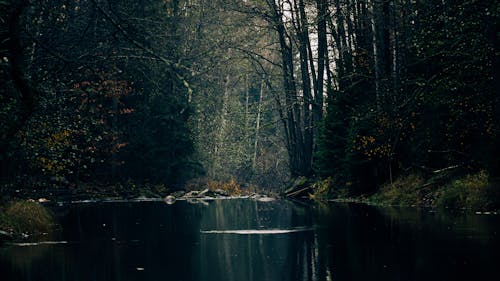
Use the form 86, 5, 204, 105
0, 201, 54, 235
369, 174, 426, 206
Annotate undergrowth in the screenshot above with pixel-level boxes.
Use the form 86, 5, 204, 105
437, 171, 499, 210
367, 171, 499, 211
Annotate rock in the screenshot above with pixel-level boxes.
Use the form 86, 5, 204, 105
257, 196, 275, 202
213, 189, 228, 196
164, 195, 176, 205
0, 230, 13, 240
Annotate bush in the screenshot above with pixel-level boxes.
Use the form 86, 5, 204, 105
206, 179, 242, 195
185, 177, 243, 195
310, 177, 333, 199
0, 201, 54, 234
438, 171, 499, 210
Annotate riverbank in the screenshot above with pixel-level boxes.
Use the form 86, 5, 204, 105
0, 200, 55, 242
0, 180, 167, 242
0, 177, 274, 241
296, 170, 500, 212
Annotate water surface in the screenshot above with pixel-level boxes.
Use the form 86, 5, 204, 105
1, 199, 499, 281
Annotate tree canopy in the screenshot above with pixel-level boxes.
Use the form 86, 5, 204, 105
1, 0, 498, 194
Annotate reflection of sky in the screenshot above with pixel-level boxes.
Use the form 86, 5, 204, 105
198, 200, 318, 281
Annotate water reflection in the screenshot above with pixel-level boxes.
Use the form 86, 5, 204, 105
0, 200, 499, 281
197, 200, 318, 281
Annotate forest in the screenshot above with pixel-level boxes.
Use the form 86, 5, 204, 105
0, 0, 499, 208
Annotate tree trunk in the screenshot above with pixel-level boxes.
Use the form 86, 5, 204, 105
315, 0, 327, 136
267, 0, 305, 176
1, 0, 39, 158
253, 76, 265, 169
294, 0, 313, 175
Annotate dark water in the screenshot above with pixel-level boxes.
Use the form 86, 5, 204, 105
1, 199, 499, 281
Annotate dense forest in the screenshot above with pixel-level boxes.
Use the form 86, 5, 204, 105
1, 0, 498, 204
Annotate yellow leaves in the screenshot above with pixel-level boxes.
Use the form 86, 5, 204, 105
36, 157, 65, 174
32, 129, 76, 175
358, 135, 375, 147
46, 129, 73, 150
355, 134, 392, 159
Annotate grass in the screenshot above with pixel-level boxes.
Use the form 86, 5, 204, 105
0, 200, 54, 235
368, 174, 427, 206
365, 170, 500, 211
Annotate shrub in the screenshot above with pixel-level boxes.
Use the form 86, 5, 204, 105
207, 179, 242, 195
438, 171, 499, 210
184, 177, 244, 195
310, 177, 334, 199
0, 201, 54, 234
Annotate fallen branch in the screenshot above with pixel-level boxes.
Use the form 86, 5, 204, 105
432, 165, 461, 174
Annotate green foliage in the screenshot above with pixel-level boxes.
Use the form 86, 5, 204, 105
310, 177, 334, 199
122, 88, 196, 185
315, 92, 350, 180
1, 0, 198, 187
316, 0, 498, 196
367, 171, 500, 211
437, 171, 499, 210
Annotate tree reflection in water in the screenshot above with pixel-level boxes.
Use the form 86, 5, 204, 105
1, 200, 499, 281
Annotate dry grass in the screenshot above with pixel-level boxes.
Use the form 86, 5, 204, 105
185, 177, 244, 196
0, 201, 54, 234
206, 179, 243, 195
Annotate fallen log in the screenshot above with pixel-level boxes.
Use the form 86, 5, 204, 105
285, 186, 312, 198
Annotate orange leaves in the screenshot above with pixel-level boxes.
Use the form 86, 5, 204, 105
206, 179, 242, 195
35, 129, 75, 175
111, 142, 129, 153
119, 108, 134, 114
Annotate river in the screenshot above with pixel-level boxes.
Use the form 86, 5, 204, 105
1, 199, 499, 280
